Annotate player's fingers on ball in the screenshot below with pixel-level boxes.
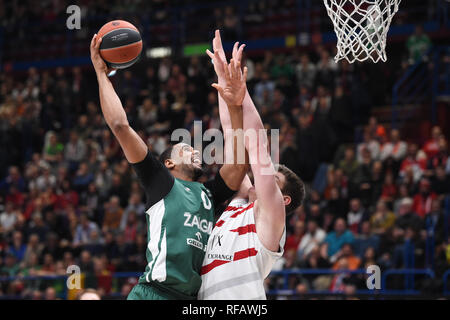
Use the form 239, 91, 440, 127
93, 36, 100, 50
90, 34, 97, 49
96, 36, 102, 50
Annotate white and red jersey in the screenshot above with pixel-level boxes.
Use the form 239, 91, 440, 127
198, 198, 285, 300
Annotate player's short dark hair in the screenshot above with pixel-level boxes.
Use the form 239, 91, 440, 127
159, 145, 174, 165
276, 164, 305, 215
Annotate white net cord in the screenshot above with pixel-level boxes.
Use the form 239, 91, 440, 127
323, 0, 401, 63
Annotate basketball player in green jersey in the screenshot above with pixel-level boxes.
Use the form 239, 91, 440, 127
90, 34, 248, 299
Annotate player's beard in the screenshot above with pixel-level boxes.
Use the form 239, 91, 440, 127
192, 166, 204, 181
180, 163, 204, 181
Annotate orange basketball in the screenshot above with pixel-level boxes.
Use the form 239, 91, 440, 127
97, 20, 143, 69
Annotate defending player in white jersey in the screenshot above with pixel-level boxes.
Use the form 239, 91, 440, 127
198, 31, 305, 300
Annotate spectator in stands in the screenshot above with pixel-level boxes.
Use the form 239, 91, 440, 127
431, 165, 450, 195
325, 218, 355, 258
332, 243, 361, 270
304, 241, 329, 267
121, 211, 139, 244
329, 85, 353, 144
347, 198, 370, 235
73, 213, 99, 247
102, 196, 124, 233
395, 198, 423, 233
1, 252, 20, 277
0, 166, 26, 195
412, 178, 437, 218
353, 221, 379, 258
79, 250, 94, 274
357, 129, 380, 163
338, 146, 359, 182
77, 288, 101, 300
223, 6, 240, 39
43, 132, 64, 167
399, 143, 427, 184
254, 71, 276, 107
370, 200, 396, 235
40, 253, 56, 275
354, 148, 373, 202
380, 172, 398, 204
138, 98, 158, 129
295, 53, 316, 89
64, 131, 87, 172
427, 136, 449, 172
0, 202, 16, 234
422, 126, 442, 159
21, 234, 43, 269
35, 164, 56, 192
285, 220, 305, 253
27, 212, 49, 242
297, 218, 326, 263
424, 199, 446, 245
380, 128, 408, 162
315, 49, 338, 90
72, 162, 94, 192
406, 24, 432, 64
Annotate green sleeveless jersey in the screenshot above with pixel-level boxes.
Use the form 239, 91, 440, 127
139, 178, 214, 298
131, 151, 234, 299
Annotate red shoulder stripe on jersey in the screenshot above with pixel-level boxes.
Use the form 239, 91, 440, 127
215, 220, 225, 227
230, 224, 256, 235
215, 203, 253, 228
200, 259, 231, 275
230, 202, 254, 218
233, 247, 258, 261
224, 206, 239, 212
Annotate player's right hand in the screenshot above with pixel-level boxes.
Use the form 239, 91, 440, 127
211, 58, 248, 108
90, 34, 114, 76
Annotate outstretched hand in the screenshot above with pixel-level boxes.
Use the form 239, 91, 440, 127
206, 30, 245, 82
211, 57, 248, 108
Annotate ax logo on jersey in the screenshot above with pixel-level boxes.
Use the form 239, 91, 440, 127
210, 234, 223, 248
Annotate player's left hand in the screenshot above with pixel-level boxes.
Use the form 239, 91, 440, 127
206, 30, 245, 82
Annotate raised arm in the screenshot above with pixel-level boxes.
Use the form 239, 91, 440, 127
90, 34, 147, 164
207, 31, 252, 196
207, 31, 248, 192
209, 31, 285, 252
242, 87, 285, 252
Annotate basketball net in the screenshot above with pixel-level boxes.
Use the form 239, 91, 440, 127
323, 0, 401, 63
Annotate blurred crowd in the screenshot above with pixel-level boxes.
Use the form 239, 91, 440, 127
0, 1, 449, 300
